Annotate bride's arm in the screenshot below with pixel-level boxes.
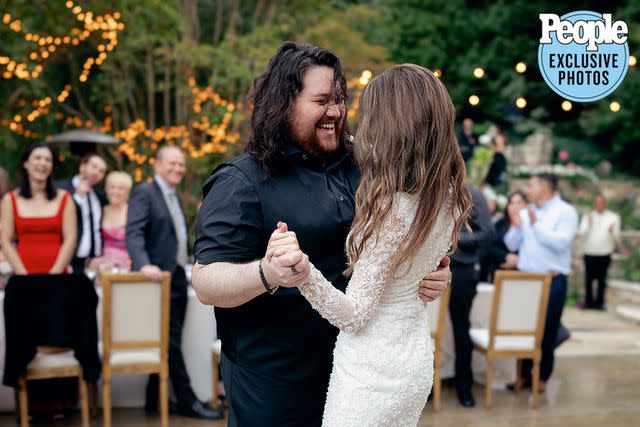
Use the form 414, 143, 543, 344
297, 213, 409, 334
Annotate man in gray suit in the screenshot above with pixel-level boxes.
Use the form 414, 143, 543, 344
126, 145, 221, 420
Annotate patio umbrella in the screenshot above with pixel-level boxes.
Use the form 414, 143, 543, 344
46, 129, 120, 156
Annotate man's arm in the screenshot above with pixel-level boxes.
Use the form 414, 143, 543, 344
503, 221, 524, 252
531, 207, 578, 252
125, 185, 152, 269
192, 252, 305, 308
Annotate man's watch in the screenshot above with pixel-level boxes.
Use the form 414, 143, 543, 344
259, 258, 279, 295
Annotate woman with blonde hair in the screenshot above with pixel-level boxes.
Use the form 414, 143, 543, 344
268, 64, 472, 426
89, 171, 133, 271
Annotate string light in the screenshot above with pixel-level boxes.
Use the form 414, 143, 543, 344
473, 67, 484, 78
629, 56, 637, 67
516, 97, 527, 108
0, 1, 125, 81
2, 2, 127, 139
609, 101, 620, 112
562, 100, 572, 111
469, 95, 480, 106
515, 62, 527, 73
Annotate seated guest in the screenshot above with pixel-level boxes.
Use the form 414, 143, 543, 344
485, 190, 527, 281
1, 143, 77, 275
89, 171, 133, 271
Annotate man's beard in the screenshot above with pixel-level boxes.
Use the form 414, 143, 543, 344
286, 118, 345, 163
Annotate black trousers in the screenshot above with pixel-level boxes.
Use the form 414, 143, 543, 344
584, 254, 611, 309
71, 257, 87, 274
146, 267, 196, 407
522, 274, 567, 382
221, 351, 326, 427
449, 262, 479, 391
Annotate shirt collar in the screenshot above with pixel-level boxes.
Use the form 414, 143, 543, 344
282, 142, 353, 169
154, 174, 175, 197
71, 175, 95, 196
537, 194, 560, 211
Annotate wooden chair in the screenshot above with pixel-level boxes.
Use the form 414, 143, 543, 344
425, 285, 451, 412
17, 346, 90, 427
100, 272, 170, 427
210, 339, 222, 410
470, 270, 552, 408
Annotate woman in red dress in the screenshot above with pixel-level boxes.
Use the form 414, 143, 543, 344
0, 143, 78, 421
0, 143, 76, 274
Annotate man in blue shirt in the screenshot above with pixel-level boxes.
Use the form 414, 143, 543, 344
504, 172, 578, 391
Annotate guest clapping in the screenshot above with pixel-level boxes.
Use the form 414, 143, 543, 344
504, 173, 578, 391
0, 143, 77, 275
89, 171, 133, 271
485, 190, 527, 281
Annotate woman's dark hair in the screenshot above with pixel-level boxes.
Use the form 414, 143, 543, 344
20, 143, 56, 200
504, 190, 528, 227
245, 41, 351, 179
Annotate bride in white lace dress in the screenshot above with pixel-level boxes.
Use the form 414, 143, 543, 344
268, 64, 471, 426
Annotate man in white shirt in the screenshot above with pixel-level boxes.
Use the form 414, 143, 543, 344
579, 194, 621, 310
58, 154, 108, 273
504, 173, 578, 391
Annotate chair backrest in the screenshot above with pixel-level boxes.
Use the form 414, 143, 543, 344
490, 270, 552, 347
100, 272, 170, 360
426, 286, 451, 339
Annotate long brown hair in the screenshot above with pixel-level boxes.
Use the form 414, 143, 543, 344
346, 64, 472, 279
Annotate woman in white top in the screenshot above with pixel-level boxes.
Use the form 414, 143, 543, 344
267, 64, 472, 426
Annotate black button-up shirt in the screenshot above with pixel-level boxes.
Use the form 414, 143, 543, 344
194, 143, 360, 423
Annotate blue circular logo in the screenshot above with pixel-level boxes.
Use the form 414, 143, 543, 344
538, 11, 629, 102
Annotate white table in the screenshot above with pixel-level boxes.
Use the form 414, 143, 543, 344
0, 287, 216, 410
439, 283, 516, 388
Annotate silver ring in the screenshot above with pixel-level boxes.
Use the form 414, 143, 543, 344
446, 279, 452, 286
291, 266, 299, 275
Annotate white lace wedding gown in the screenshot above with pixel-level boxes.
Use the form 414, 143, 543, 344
299, 192, 455, 427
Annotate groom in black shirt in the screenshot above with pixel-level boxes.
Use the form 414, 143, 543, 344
192, 42, 451, 426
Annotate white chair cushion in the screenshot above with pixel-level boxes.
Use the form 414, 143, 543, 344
110, 349, 160, 365
27, 351, 79, 370
211, 339, 222, 356
470, 328, 535, 351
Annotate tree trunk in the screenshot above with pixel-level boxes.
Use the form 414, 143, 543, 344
163, 43, 171, 127
264, 0, 280, 27
253, 0, 265, 29
225, 0, 240, 39
145, 46, 156, 130
175, 55, 183, 125
213, 0, 224, 45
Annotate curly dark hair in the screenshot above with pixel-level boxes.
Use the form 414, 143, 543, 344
245, 41, 351, 179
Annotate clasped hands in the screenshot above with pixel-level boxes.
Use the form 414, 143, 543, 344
260, 221, 452, 302
260, 222, 310, 289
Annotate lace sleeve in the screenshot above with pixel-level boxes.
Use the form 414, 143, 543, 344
298, 210, 410, 334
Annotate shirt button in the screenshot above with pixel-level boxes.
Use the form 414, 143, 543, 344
339, 195, 344, 201
302, 154, 308, 160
